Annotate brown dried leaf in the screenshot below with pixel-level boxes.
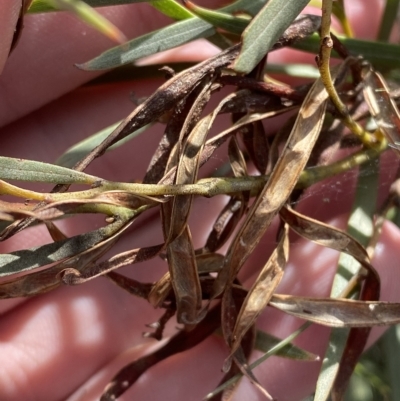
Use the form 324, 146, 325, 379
228, 136, 248, 178
270, 294, 400, 327
0, 236, 116, 298
196, 252, 225, 274
230, 223, 289, 356
251, 120, 270, 174
203, 197, 245, 253
75, 44, 241, 173
106, 271, 154, 301
213, 74, 329, 298
169, 91, 236, 241
166, 226, 203, 324
221, 288, 273, 400
0, 216, 130, 278
362, 64, 400, 157
144, 78, 212, 184
61, 244, 164, 285
279, 205, 370, 264
148, 271, 173, 308
45, 221, 68, 242
168, 113, 213, 240
143, 306, 176, 340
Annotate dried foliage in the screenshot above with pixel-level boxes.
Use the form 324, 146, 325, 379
4, 0, 400, 399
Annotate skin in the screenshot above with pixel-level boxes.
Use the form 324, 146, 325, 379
0, 1, 399, 400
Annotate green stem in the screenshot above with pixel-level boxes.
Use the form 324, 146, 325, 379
318, 0, 377, 148
5, 146, 384, 202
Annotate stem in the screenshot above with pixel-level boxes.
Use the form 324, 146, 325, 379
4, 147, 385, 202
318, 0, 378, 148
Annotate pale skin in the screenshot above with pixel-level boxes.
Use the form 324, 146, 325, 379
0, 1, 400, 400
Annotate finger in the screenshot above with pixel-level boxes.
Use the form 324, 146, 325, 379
0, 0, 21, 74
62, 217, 400, 401
0, 4, 166, 128
0, 0, 226, 129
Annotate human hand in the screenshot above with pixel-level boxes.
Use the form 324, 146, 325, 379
0, 1, 399, 401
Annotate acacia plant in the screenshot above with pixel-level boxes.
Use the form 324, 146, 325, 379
2, 0, 400, 400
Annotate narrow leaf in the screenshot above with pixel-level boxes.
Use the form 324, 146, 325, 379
61, 244, 163, 284
362, 65, 400, 158
169, 90, 238, 241
234, 0, 310, 73
151, 0, 194, 20
0, 237, 116, 298
28, 0, 151, 13
77, 0, 294, 71
167, 78, 214, 240
230, 224, 289, 356
56, 121, 152, 168
183, 0, 250, 35
292, 33, 400, 71
214, 72, 329, 298
47, 0, 127, 44
77, 17, 217, 71
377, 0, 400, 41
0, 217, 129, 278
270, 294, 400, 327
0, 156, 100, 184
205, 322, 312, 400
314, 157, 380, 401
166, 226, 203, 324
255, 330, 318, 361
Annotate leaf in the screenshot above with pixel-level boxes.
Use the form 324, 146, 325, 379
166, 225, 203, 324
150, 0, 194, 20
0, 217, 130, 278
233, 0, 310, 73
46, 0, 127, 44
229, 224, 289, 356
312, 127, 381, 400
362, 65, 400, 158
0, 236, 116, 298
382, 325, 400, 400
77, 18, 214, 71
74, 45, 240, 174
0, 156, 100, 184
205, 322, 312, 400
167, 78, 214, 240
56, 121, 152, 168
255, 330, 318, 361
61, 243, 163, 284
279, 206, 370, 266
148, 271, 172, 308
203, 197, 246, 253
377, 0, 400, 41
28, 0, 151, 13
169, 89, 237, 241
183, 0, 250, 35
270, 294, 400, 327
292, 33, 400, 71
213, 72, 329, 299
77, 0, 274, 71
